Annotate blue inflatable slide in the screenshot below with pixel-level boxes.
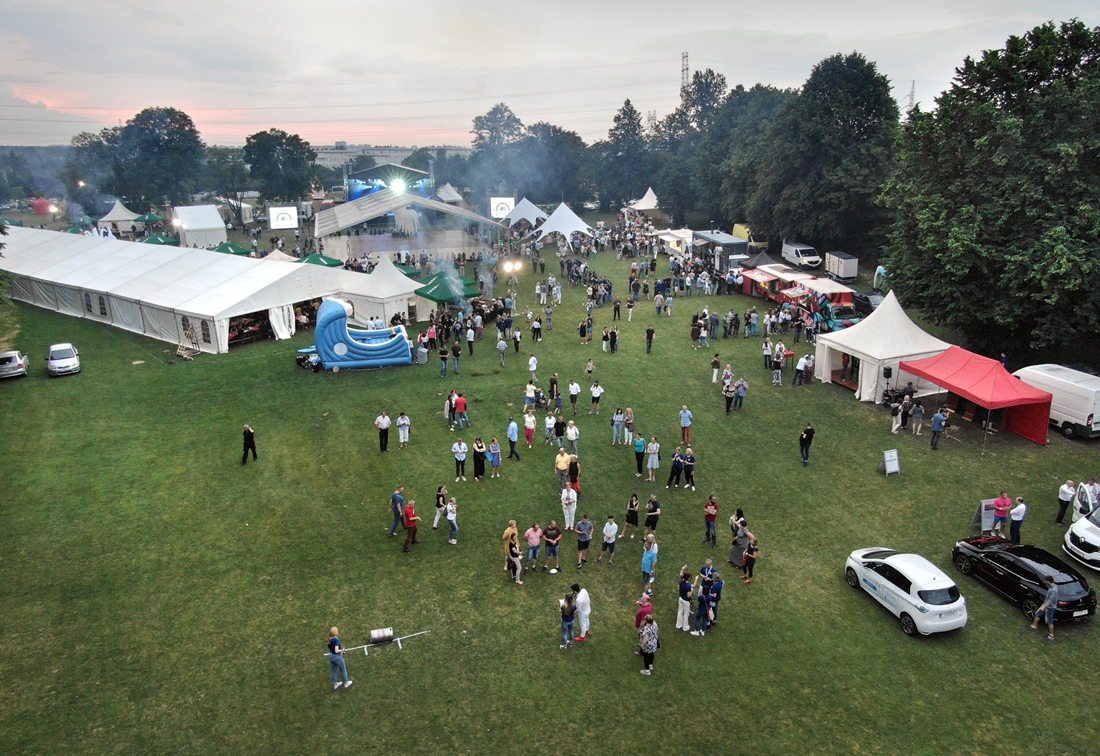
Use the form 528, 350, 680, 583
307, 299, 412, 371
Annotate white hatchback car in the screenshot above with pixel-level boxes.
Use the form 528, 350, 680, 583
0, 350, 30, 378
46, 343, 81, 376
1065, 492, 1100, 571
845, 548, 968, 636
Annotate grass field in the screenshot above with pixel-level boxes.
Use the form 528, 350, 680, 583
1, 250, 1098, 756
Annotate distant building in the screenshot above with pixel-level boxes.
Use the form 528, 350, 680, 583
313, 143, 473, 170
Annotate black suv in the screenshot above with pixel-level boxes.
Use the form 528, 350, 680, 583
952, 536, 1096, 622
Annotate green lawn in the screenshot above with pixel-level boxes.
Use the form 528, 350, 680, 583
1, 251, 1098, 756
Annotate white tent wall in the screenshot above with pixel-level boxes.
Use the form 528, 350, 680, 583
180, 227, 228, 248
268, 305, 296, 340
79, 290, 112, 322
109, 296, 145, 334
9, 275, 34, 303
55, 284, 82, 316
30, 279, 58, 310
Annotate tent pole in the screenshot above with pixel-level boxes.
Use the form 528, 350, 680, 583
981, 407, 990, 456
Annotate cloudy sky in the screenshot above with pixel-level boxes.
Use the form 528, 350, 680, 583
1, 0, 1096, 148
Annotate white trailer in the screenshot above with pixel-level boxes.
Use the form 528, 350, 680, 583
825, 251, 858, 282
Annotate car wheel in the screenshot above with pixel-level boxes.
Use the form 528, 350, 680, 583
1022, 598, 1040, 621
900, 613, 918, 636
1062, 423, 1076, 439
954, 554, 973, 575
845, 567, 860, 589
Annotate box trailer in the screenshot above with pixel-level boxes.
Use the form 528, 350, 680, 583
1013, 364, 1100, 439
825, 251, 858, 282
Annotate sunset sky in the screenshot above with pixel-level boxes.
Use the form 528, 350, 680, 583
2, 0, 1096, 148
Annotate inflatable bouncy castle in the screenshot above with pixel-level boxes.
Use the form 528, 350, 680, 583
309, 299, 412, 371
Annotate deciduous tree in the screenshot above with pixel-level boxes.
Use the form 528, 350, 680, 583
243, 128, 316, 201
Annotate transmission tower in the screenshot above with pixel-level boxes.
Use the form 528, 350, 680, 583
681, 52, 690, 90
646, 110, 657, 133
905, 81, 916, 112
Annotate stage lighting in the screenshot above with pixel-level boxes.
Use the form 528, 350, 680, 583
391, 179, 406, 194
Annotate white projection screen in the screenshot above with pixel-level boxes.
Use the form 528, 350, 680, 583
269, 206, 299, 230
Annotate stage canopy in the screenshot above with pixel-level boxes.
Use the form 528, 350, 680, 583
900, 345, 1052, 445
503, 197, 549, 227
530, 202, 594, 241
814, 290, 951, 401
313, 187, 501, 238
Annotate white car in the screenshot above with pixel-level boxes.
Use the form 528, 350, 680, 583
0, 350, 30, 378
46, 343, 81, 376
845, 548, 968, 636
1065, 492, 1100, 571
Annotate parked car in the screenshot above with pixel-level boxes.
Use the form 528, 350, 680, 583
46, 343, 80, 376
0, 350, 30, 378
952, 536, 1096, 621
1064, 494, 1100, 571
844, 548, 968, 636
853, 291, 885, 317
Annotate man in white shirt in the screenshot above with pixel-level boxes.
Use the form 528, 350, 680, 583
568, 379, 581, 416
589, 380, 604, 414
793, 354, 808, 386
374, 411, 391, 453
561, 486, 578, 531
1009, 497, 1027, 544
451, 438, 468, 481
1057, 479, 1076, 526
572, 582, 592, 640
1086, 478, 1100, 509
528, 353, 538, 382
596, 515, 618, 565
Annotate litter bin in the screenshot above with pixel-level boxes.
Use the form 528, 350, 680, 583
417, 347, 429, 365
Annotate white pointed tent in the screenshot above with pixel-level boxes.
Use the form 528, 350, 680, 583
629, 188, 659, 211
172, 205, 228, 248
530, 202, 594, 241
503, 197, 549, 227
813, 290, 951, 401
338, 254, 431, 324
260, 250, 299, 263
97, 200, 140, 232
436, 183, 463, 203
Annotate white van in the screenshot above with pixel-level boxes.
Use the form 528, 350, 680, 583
781, 240, 821, 268
1013, 364, 1100, 439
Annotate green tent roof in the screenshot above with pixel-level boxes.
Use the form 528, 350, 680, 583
137, 233, 181, 246
0, 217, 24, 227
214, 241, 252, 256
133, 212, 164, 223
394, 263, 421, 278
297, 253, 343, 267
415, 276, 481, 304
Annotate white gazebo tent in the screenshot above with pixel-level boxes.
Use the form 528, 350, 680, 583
503, 197, 549, 227
629, 187, 660, 212
172, 205, 228, 248
97, 200, 140, 233
337, 255, 431, 325
530, 202, 594, 242
813, 290, 951, 401
436, 183, 463, 204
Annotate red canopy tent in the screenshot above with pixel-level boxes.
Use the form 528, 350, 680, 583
900, 346, 1052, 446
32, 197, 52, 215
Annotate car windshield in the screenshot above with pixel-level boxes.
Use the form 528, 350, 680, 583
918, 586, 960, 605
50, 348, 75, 359
1086, 508, 1100, 527
861, 549, 897, 560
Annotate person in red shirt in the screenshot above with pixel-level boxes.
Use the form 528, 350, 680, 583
454, 394, 469, 429
634, 593, 654, 629
403, 500, 421, 553
992, 491, 1012, 538
703, 495, 719, 548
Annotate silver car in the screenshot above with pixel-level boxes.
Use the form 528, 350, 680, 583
46, 343, 81, 376
0, 350, 30, 378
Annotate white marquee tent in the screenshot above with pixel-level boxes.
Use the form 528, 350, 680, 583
503, 197, 549, 227
530, 202, 593, 242
97, 200, 140, 233
172, 205, 228, 248
813, 290, 951, 401
629, 188, 659, 211
342, 255, 432, 324
0, 227, 414, 354
436, 183, 463, 203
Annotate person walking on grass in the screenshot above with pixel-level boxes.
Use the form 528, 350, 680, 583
524, 409, 537, 448
703, 495, 719, 547
497, 336, 508, 368
452, 437, 468, 481
506, 527, 524, 585
568, 379, 581, 415
576, 516, 593, 569
646, 437, 661, 482
799, 422, 815, 466
596, 515, 618, 565
645, 325, 655, 354
561, 485, 578, 531
528, 353, 538, 382
679, 406, 693, 444
445, 497, 458, 544
542, 520, 562, 571
327, 627, 353, 690
559, 591, 576, 650
388, 486, 406, 537
930, 407, 948, 450
572, 582, 592, 640
396, 411, 411, 449
374, 412, 391, 453
402, 499, 421, 553
643, 494, 661, 538
589, 380, 604, 414
523, 522, 543, 574
910, 399, 925, 435
566, 421, 581, 455
432, 484, 449, 529
507, 417, 521, 461
1029, 575, 1058, 640
241, 424, 258, 465
638, 614, 658, 675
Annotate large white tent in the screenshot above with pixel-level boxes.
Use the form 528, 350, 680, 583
503, 197, 548, 227
530, 202, 593, 241
629, 188, 659, 211
813, 290, 951, 401
0, 227, 410, 354
97, 200, 140, 233
172, 205, 228, 248
340, 255, 432, 324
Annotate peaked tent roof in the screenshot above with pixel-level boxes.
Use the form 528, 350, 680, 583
742, 250, 782, 269
99, 200, 140, 223
298, 253, 344, 267
436, 183, 463, 203
172, 205, 224, 230
259, 250, 299, 263
629, 187, 659, 211
530, 202, 594, 241
503, 197, 549, 227
363, 255, 424, 298
415, 276, 480, 304
815, 291, 950, 362
314, 187, 501, 237
900, 346, 1052, 410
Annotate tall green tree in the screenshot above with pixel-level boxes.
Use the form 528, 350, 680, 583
243, 129, 316, 200
517, 122, 588, 204
594, 99, 651, 208
402, 148, 433, 172
471, 104, 526, 151
747, 53, 898, 252
882, 20, 1100, 351
204, 147, 250, 226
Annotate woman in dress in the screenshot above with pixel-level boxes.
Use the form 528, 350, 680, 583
612, 408, 626, 445
682, 447, 697, 491
624, 493, 641, 540
634, 432, 647, 477
472, 437, 487, 481
488, 438, 502, 478
578, 319, 587, 345
728, 509, 750, 568
666, 447, 684, 488
623, 408, 635, 444
646, 437, 661, 482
